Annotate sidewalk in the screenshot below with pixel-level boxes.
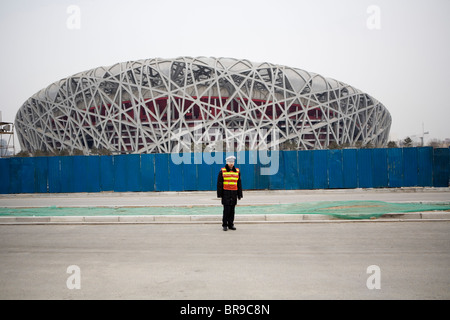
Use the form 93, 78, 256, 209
0, 188, 449, 224
1, 187, 449, 208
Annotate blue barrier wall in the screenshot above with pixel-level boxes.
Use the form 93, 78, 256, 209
0, 147, 449, 194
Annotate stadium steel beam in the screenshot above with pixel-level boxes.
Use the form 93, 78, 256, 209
15, 57, 391, 154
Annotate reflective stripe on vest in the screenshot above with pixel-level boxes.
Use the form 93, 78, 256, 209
222, 167, 239, 191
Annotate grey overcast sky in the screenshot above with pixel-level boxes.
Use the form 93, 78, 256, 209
1, 0, 449, 147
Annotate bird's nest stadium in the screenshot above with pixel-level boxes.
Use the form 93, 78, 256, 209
15, 57, 391, 154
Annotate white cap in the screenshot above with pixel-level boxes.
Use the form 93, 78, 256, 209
225, 155, 236, 162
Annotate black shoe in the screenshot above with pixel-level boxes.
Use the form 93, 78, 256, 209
228, 226, 236, 230
223, 226, 228, 231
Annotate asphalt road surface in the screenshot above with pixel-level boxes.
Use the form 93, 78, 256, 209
0, 221, 449, 299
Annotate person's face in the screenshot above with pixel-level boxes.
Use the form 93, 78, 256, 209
227, 161, 234, 168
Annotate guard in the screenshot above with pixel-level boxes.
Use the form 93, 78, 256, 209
217, 155, 243, 231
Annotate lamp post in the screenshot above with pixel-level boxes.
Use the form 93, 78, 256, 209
421, 122, 429, 147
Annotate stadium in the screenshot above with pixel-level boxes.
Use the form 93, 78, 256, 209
15, 57, 391, 154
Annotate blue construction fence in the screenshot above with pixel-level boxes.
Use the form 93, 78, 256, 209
0, 147, 449, 194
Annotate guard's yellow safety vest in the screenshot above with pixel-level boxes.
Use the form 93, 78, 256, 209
222, 167, 239, 191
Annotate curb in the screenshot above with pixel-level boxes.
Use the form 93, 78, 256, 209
0, 212, 449, 225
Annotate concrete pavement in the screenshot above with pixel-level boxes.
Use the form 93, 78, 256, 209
0, 188, 449, 224
1, 188, 449, 208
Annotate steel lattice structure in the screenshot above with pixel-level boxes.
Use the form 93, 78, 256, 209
15, 57, 391, 154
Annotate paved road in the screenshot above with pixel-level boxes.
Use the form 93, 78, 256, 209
1, 221, 449, 299
1, 188, 449, 208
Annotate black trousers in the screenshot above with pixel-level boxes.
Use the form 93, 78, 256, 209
222, 205, 236, 227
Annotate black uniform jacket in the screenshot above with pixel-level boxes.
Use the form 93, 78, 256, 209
217, 164, 243, 206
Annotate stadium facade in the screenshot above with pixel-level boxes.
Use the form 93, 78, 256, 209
15, 57, 391, 154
